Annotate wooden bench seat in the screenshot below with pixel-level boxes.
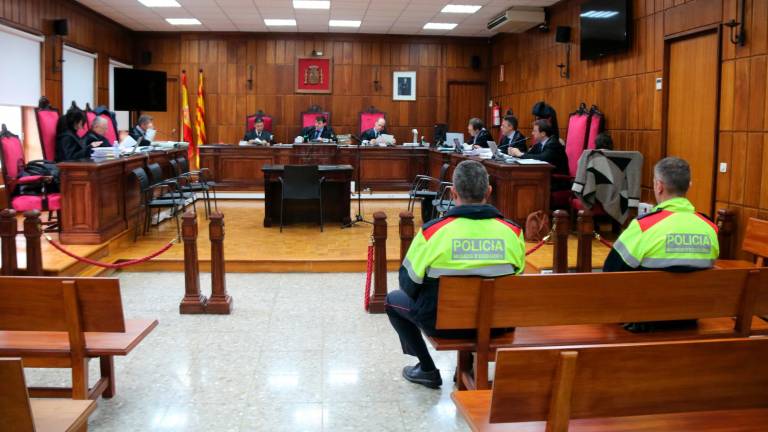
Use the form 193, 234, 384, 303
454, 392, 768, 432
429, 268, 768, 390
453, 338, 768, 432
2, 358, 96, 432
0, 276, 158, 400
716, 217, 768, 269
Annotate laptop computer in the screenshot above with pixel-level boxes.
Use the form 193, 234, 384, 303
445, 132, 464, 153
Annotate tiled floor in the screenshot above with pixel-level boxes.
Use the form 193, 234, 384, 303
24, 272, 471, 432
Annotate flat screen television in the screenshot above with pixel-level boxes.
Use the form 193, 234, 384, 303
114, 68, 167, 111
580, 0, 631, 61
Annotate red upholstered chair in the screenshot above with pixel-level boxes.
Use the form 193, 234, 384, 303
301, 105, 331, 129
35, 97, 60, 161
0, 125, 61, 225
359, 107, 385, 134
246, 110, 274, 133
586, 105, 605, 150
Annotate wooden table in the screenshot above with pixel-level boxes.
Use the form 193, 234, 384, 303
428, 150, 552, 224
262, 164, 353, 228
57, 149, 184, 244
200, 144, 428, 191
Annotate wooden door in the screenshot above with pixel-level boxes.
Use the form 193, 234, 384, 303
665, 31, 719, 215
447, 82, 487, 134
144, 76, 179, 142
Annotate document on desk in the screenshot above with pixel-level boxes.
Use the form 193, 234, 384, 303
513, 158, 549, 165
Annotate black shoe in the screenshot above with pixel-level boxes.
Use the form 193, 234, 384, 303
402, 363, 442, 389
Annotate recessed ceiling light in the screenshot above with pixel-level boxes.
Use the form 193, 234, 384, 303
264, 19, 297, 26
293, 1, 330, 9
441, 4, 482, 14
329, 20, 361, 28
423, 22, 457, 30
138, 0, 180, 6
166, 18, 201, 25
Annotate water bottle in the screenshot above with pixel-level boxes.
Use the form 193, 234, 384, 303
113, 141, 120, 158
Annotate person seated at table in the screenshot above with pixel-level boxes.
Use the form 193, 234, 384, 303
508, 119, 569, 190
55, 107, 90, 162
129, 114, 155, 145
83, 116, 113, 149
497, 115, 526, 154
304, 115, 336, 142
594, 132, 614, 150
361, 117, 396, 145
468, 117, 491, 148
244, 116, 274, 145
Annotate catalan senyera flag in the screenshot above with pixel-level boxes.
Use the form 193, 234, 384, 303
180, 70, 194, 159
193, 69, 207, 167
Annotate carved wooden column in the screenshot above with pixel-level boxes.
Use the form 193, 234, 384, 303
552, 210, 569, 274
0, 209, 17, 275
716, 208, 736, 260
369, 211, 388, 313
399, 211, 414, 262
23, 210, 43, 276
206, 212, 232, 314
180, 212, 207, 314
576, 209, 593, 273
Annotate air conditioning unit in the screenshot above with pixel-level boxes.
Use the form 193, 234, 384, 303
487, 7, 546, 33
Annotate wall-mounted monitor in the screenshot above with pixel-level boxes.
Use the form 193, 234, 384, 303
114, 68, 167, 111
580, 0, 631, 61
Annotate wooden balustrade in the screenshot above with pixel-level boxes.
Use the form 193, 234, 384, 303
398, 211, 414, 262
369, 211, 388, 313
0, 209, 17, 276
206, 212, 232, 314
180, 212, 207, 314
576, 209, 594, 273
552, 210, 570, 274
23, 210, 43, 276
716, 209, 736, 260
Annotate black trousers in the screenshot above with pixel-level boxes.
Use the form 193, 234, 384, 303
385, 290, 474, 370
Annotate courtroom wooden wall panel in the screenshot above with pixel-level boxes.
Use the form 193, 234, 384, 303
490, 0, 768, 260
134, 33, 491, 145
0, 0, 134, 111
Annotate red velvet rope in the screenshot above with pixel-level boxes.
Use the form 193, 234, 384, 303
45, 236, 177, 269
594, 232, 614, 249
364, 243, 374, 311
525, 238, 548, 256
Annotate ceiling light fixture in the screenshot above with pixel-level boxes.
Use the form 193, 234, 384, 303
166, 18, 201, 25
138, 0, 181, 7
423, 22, 457, 30
293, 1, 330, 9
264, 19, 297, 26
441, 5, 482, 14
329, 20, 361, 27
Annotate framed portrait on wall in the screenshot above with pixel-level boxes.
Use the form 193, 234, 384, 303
296, 56, 332, 94
393, 71, 416, 101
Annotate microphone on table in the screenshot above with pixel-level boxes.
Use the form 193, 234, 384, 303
496, 136, 529, 160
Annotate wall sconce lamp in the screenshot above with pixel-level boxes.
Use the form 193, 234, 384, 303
724, 0, 746, 46
555, 26, 571, 79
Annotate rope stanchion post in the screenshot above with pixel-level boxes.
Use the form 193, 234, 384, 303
0, 209, 17, 275
716, 208, 736, 260
23, 210, 43, 276
180, 211, 207, 314
398, 211, 414, 263
206, 212, 232, 314
576, 209, 593, 273
552, 210, 569, 274
369, 211, 388, 314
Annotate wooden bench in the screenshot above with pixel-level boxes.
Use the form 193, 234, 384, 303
452, 337, 768, 432
0, 276, 158, 400
716, 217, 768, 269
430, 268, 768, 390
1, 358, 96, 431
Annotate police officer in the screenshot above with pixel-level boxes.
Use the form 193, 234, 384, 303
385, 160, 526, 389
603, 157, 719, 330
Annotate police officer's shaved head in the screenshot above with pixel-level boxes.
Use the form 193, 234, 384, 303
452, 160, 489, 204
654, 157, 690, 196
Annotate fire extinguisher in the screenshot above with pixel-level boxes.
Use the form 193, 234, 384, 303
492, 103, 501, 127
